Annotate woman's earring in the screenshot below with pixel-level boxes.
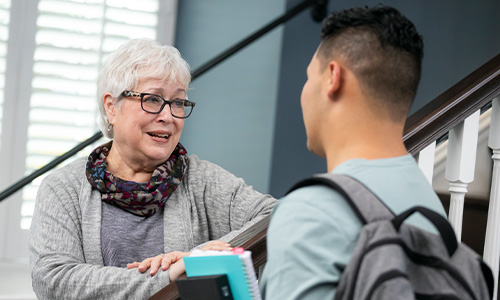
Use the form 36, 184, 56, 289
107, 123, 113, 133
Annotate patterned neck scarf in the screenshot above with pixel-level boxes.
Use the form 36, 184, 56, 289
86, 141, 188, 217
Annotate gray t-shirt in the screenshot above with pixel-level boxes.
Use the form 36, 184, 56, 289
101, 201, 164, 267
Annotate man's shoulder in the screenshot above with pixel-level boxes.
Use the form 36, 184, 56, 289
333, 155, 445, 215
282, 184, 345, 208
274, 183, 362, 227
267, 180, 363, 264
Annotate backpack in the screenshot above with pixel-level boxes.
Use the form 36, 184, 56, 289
287, 173, 494, 300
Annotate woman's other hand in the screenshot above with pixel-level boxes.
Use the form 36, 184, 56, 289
200, 240, 232, 251
168, 259, 186, 281
167, 241, 232, 281
127, 250, 188, 276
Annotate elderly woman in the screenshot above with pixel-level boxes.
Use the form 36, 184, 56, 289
29, 38, 276, 300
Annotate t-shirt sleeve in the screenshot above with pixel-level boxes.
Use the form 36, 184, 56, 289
259, 185, 362, 300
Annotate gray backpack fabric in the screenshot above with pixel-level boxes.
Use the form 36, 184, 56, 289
288, 173, 494, 300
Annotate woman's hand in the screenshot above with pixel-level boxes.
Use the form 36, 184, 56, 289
167, 240, 231, 281
127, 251, 189, 276
168, 259, 186, 281
126, 241, 231, 276
200, 240, 232, 251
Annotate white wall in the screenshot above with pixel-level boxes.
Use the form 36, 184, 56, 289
0, 259, 36, 300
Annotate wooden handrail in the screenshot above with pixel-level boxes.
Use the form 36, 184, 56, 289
403, 52, 500, 154
150, 53, 500, 300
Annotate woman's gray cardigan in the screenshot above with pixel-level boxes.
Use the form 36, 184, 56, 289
29, 155, 276, 300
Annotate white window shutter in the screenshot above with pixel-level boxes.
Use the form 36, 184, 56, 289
0, 0, 11, 148
20, 0, 161, 229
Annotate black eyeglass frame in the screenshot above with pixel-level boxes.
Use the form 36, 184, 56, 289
121, 90, 196, 119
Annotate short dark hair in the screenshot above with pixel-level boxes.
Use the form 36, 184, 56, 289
317, 5, 423, 121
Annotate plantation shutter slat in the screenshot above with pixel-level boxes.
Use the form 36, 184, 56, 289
0, 0, 11, 149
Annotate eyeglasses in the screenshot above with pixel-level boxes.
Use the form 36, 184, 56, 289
121, 91, 196, 118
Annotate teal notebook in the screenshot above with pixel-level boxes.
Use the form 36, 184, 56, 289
183, 249, 261, 300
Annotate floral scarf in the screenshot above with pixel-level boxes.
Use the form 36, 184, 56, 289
85, 141, 188, 217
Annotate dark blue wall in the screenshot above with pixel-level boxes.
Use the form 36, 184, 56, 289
174, 1, 286, 193
269, 0, 500, 197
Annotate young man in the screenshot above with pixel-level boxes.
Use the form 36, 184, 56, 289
260, 5, 446, 299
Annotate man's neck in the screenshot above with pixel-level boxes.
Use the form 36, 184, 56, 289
325, 128, 408, 173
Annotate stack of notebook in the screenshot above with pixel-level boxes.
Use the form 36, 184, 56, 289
182, 248, 261, 300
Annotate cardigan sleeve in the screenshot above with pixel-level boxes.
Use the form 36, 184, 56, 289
29, 170, 170, 300
212, 173, 276, 244
185, 156, 277, 247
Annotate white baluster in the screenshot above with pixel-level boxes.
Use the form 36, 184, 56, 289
417, 141, 436, 184
484, 97, 500, 300
445, 110, 480, 240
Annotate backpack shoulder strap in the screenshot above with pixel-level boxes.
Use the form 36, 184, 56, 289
287, 173, 394, 224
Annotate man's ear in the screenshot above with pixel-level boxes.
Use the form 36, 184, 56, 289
103, 93, 116, 124
326, 61, 342, 98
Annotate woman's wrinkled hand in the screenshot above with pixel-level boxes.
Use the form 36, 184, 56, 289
126, 241, 231, 276
127, 250, 189, 276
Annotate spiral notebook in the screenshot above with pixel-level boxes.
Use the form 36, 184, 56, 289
183, 248, 261, 300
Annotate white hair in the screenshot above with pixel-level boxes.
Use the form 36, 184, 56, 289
97, 38, 191, 138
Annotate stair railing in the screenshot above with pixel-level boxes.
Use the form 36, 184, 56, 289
408, 52, 500, 298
